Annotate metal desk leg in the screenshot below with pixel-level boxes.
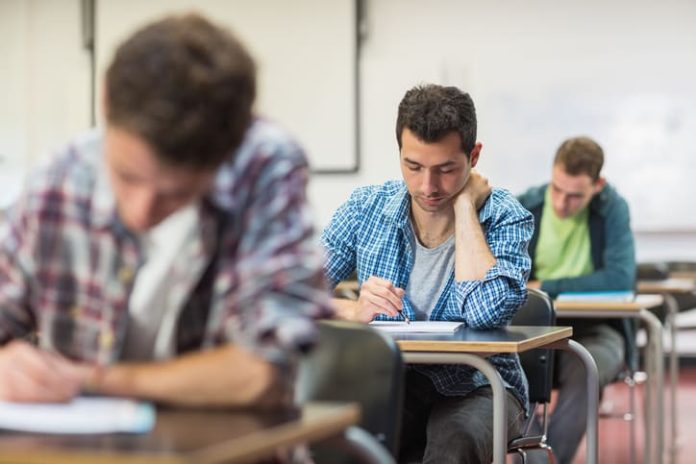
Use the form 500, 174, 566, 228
549, 339, 599, 464
663, 293, 680, 464
643, 320, 654, 464
404, 352, 508, 464
640, 309, 664, 464
328, 426, 396, 464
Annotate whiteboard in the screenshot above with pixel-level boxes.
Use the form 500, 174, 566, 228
0, 0, 91, 210
94, 0, 357, 172
0, 1, 29, 209
418, 0, 696, 232
480, 90, 696, 232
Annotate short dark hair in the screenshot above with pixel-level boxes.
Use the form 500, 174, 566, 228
554, 136, 604, 181
396, 84, 477, 156
105, 13, 256, 169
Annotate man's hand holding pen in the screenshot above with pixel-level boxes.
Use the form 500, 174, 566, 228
353, 276, 410, 323
0, 340, 94, 402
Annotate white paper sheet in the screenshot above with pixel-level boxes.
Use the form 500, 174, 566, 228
369, 321, 463, 333
556, 291, 635, 302
0, 396, 156, 434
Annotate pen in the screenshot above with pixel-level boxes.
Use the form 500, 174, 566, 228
401, 311, 411, 324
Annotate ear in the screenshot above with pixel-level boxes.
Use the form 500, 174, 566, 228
469, 142, 483, 167
593, 176, 606, 194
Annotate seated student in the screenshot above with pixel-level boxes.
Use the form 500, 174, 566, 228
322, 83, 533, 463
517, 136, 636, 464
0, 14, 330, 407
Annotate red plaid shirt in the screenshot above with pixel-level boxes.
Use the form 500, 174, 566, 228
0, 119, 331, 365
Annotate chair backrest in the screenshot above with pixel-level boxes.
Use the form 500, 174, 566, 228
295, 320, 405, 457
510, 288, 556, 404
636, 262, 670, 280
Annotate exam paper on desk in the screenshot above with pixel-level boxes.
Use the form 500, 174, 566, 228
0, 396, 156, 434
369, 321, 463, 333
556, 290, 636, 302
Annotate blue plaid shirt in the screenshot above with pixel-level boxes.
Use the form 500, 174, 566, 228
322, 180, 533, 410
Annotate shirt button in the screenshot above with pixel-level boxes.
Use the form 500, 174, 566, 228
99, 330, 114, 350
118, 266, 135, 283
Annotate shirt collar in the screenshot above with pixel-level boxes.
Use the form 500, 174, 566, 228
382, 182, 411, 229
92, 139, 118, 230
478, 193, 494, 223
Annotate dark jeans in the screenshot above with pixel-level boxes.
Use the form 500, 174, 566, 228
398, 370, 525, 464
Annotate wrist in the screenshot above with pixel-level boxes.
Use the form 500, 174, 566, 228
454, 197, 476, 215
332, 298, 360, 322
83, 364, 107, 393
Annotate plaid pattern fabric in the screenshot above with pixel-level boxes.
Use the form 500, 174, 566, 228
0, 119, 332, 366
322, 180, 533, 410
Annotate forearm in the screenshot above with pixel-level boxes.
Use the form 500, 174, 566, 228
454, 201, 496, 281
541, 266, 635, 297
92, 345, 288, 408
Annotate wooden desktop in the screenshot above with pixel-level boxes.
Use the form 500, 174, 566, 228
0, 402, 362, 464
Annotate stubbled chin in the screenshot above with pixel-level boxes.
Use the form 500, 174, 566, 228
415, 198, 449, 212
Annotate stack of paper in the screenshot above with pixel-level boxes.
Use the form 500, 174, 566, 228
556, 291, 635, 302
370, 321, 463, 333
0, 397, 156, 434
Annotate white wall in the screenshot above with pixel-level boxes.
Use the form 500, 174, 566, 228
0, 0, 29, 208
635, 232, 696, 263
94, 0, 357, 173
2, 0, 696, 260
308, 0, 696, 261
0, 0, 91, 208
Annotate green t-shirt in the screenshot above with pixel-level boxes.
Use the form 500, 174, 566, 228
535, 188, 594, 280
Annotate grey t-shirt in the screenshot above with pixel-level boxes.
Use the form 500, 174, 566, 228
406, 225, 455, 320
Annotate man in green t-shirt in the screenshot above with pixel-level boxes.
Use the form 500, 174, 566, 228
517, 136, 636, 464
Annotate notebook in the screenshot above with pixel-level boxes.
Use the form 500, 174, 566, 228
0, 396, 156, 434
370, 321, 463, 333
556, 290, 635, 302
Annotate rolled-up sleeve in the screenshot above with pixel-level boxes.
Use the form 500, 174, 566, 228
454, 195, 533, 329
219, 143, 333, 362
321, 192, 364, 288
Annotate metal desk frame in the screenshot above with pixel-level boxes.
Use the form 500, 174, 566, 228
556, 294, 665, 464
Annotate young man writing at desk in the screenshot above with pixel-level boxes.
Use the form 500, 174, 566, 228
518, 136, 636, 463
322, 84, 533, 463
0, 14, 330, 407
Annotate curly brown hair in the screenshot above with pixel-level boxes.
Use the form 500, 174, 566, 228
396, 84, 477, 157
105, 13, 256, 169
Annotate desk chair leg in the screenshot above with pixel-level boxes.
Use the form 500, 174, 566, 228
663, 293, 680, 464
639, 309, 665, 464
549, 339, 599, 464
598, 372, 638, 464
326, 426, 395, 464
643, 348, 654, 464
627, 374, 637, 464
515, 444, 556, 464
542, 444, 557, 464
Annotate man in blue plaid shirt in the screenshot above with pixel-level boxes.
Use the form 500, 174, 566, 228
322, 84, 534, 463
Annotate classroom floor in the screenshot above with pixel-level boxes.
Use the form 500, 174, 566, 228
570, 365, 696, 464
